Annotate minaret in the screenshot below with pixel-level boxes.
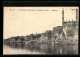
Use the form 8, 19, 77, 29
62, 8, 64, 26
76, 9, 78, 25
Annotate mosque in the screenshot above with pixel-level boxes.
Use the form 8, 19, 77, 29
62, 8, 79, 40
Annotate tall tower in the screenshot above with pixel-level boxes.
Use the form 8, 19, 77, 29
76, 9, 79, 25
62, 8, 64, 26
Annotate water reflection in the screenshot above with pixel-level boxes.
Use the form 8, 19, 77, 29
4, 41, 78, 54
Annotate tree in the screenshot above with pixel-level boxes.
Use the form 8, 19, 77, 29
29, 34, 36, 40
36, 34, 41, 38
67, 30, 74, 38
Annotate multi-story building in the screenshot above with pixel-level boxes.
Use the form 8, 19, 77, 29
52, 8, 79, 42
62, 9, 79, 40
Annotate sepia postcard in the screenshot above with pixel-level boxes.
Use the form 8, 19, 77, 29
3, 7, 79, 55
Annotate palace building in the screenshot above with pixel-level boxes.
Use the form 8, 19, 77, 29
62, 9, 79, 40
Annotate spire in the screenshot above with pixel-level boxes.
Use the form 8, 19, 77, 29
76, 9, 77, 22
76, 9, 78, 25
62, 8, 64, 25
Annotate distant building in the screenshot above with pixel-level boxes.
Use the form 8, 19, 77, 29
51, 8, 79, 42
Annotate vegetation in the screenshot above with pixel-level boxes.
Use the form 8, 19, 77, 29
4, 26, 78, 44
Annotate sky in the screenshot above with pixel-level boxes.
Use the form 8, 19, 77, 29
3, 7, 79, 39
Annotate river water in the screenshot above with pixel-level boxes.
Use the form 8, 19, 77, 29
3, 41, 78, 55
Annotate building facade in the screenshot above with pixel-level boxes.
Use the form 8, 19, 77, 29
62, 9, 79, 40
